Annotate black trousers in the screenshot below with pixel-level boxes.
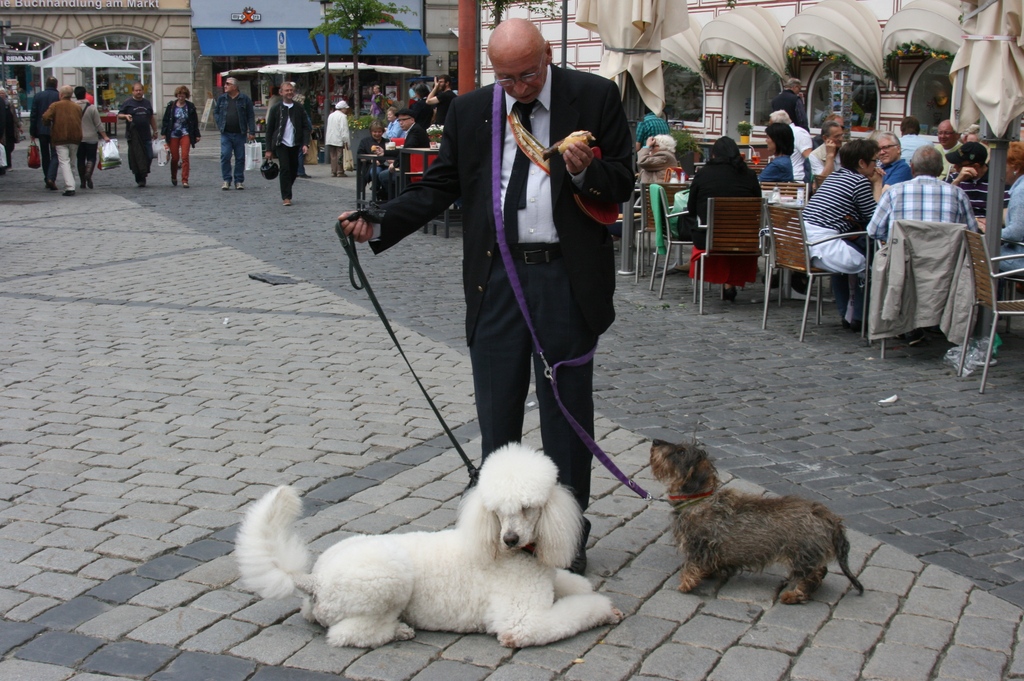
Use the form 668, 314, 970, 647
469, 254, 598, 511
38, 134, 58, 182
275, 144, 300, 200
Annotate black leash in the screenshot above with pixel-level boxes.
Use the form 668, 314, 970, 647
334, 220, 479, 486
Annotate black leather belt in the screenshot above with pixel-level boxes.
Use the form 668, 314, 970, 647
510, 243, 562, 264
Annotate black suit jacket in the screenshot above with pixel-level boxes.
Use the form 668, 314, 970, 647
375, 66, 633, 341
266, 101, 311, 149
402, 123, 430, 150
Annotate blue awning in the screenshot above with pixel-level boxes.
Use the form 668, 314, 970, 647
195, 29, 318, 57
311, 29, 429, 57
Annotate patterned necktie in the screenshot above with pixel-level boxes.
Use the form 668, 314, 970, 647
503, 100, 536, 244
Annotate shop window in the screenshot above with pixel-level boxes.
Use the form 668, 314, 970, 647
663, 64, 704, 125
1, 34, 52, 112
723, 65, 780, 139
907, 60, 952, 135
808, 61, 878, 132
85, 34, 154, 110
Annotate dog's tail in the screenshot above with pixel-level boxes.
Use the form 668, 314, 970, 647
236, 486, 316, 599
833, 524, 864, 595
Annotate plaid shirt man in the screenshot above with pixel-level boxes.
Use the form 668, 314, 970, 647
635, 112, 671, 147
867, 175, 978, 242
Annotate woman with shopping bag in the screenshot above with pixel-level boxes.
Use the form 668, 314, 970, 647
161, 85, 201, 188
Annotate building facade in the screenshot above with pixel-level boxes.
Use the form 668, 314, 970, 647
482, 0, 963, 145
1, 0, 191, 113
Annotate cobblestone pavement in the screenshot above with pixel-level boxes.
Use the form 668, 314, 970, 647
1, 136, 1023, 680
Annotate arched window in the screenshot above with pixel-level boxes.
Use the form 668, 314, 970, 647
723, 65, 780, 138
907, 60, 952, 134
0, 34, 52, 112
808, 61, 879, 132
663, 64, 704, 125
85, 34, 154, 110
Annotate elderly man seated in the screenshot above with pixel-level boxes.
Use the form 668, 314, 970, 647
876, 131, 912, 189
867, 146, 978, 244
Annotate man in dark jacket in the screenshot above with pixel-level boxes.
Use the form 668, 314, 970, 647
394, 107, 430, 149
340, 19, 633, 575
770, 77, 809, 132
30, 76, 60, 189
214, 77, 256, 190
264, 81, 310, 206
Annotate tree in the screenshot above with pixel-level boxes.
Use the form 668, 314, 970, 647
310, 0, 412, 118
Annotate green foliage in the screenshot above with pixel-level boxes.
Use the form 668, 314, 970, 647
736, 120, 753, 136
349, 115, 379, 131
310, 0, 411, 55
484, 0, 560, 25
669, 128, 701, 161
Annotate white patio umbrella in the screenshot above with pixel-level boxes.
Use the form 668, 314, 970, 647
661, 24, 703, 76
950, 0, 1024, 138
35, 44, 137, 71
949, 0, 1024, 261
576, 0, 689, 115
783, 0, 886, 82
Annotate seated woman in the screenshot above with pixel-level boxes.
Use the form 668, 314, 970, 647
759, 123, 795, 182
1000, 141, 1024, 272
356, 119, 394, 202
686, 136, 762, 301
637, 134, 677, 184
800, 138, 883, 330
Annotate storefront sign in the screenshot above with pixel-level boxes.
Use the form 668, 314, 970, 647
1, 52, 39, 62
0, 0, 162, 7
230, 6, 260, 23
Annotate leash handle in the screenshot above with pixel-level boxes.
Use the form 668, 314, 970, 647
334, 221, 479, 486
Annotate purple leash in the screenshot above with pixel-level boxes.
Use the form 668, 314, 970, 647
490, 86, 650, 500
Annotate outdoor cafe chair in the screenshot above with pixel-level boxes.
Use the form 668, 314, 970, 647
762, 205, 868, 342
648, 183, 693, 299
636, 182, 688, 283
694, 196, 765, 314
959, 230, 1024, 393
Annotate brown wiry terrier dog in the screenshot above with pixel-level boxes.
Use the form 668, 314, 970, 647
650, 439, 864, 604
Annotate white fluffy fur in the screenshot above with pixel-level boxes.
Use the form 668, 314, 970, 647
234, 443, 621, 648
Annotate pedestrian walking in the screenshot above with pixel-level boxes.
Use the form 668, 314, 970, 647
214, 77, 256, 190
264, 81, 310, 207
74, 86, 109, 189
41, 85, 82, 196
29, 76, 60, 190
325, 100, 350, 178
1, 88, 22, 170
161, 85, 201, 188
117, 82, 158, 188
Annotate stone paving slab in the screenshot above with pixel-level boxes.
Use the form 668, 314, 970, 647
1, 139, 1024, 679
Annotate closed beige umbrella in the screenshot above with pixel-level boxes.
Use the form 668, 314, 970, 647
661, 24, 703, 76
950, 0, 1024, 137
577, 0, 689, 114
783, 0, 885, 81
699, 7, 787, 78
882, 0, 963, 58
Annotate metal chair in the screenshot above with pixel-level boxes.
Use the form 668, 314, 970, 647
635, 182, 688, 282
648, 183, 692, 299
959, 230, 1024, 392
762, 205, 868, 342
694, 196, 765, 314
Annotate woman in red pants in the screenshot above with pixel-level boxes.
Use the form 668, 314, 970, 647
160, 85, 201, 188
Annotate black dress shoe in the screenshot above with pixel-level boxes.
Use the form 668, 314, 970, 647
723, 286, 738, 302
568, 517, 591, 575
45, 179, 57, 190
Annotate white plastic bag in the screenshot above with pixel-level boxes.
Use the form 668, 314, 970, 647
245, 141, 262, 171
99, 139, 121, 170
154, 140, 168, 166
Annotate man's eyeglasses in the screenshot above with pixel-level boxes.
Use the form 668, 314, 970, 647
878, 144, 899, 151
398, 116, 413, 123
495, 60, 546, 88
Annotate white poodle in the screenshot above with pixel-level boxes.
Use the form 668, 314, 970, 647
235, 443, 622, 648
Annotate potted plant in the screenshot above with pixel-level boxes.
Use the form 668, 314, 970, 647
426, 124, 444, 148
737, 120, 753, 145
669, 128, 703, 176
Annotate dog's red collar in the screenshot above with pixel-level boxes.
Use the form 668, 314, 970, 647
667, 490, 714, 510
